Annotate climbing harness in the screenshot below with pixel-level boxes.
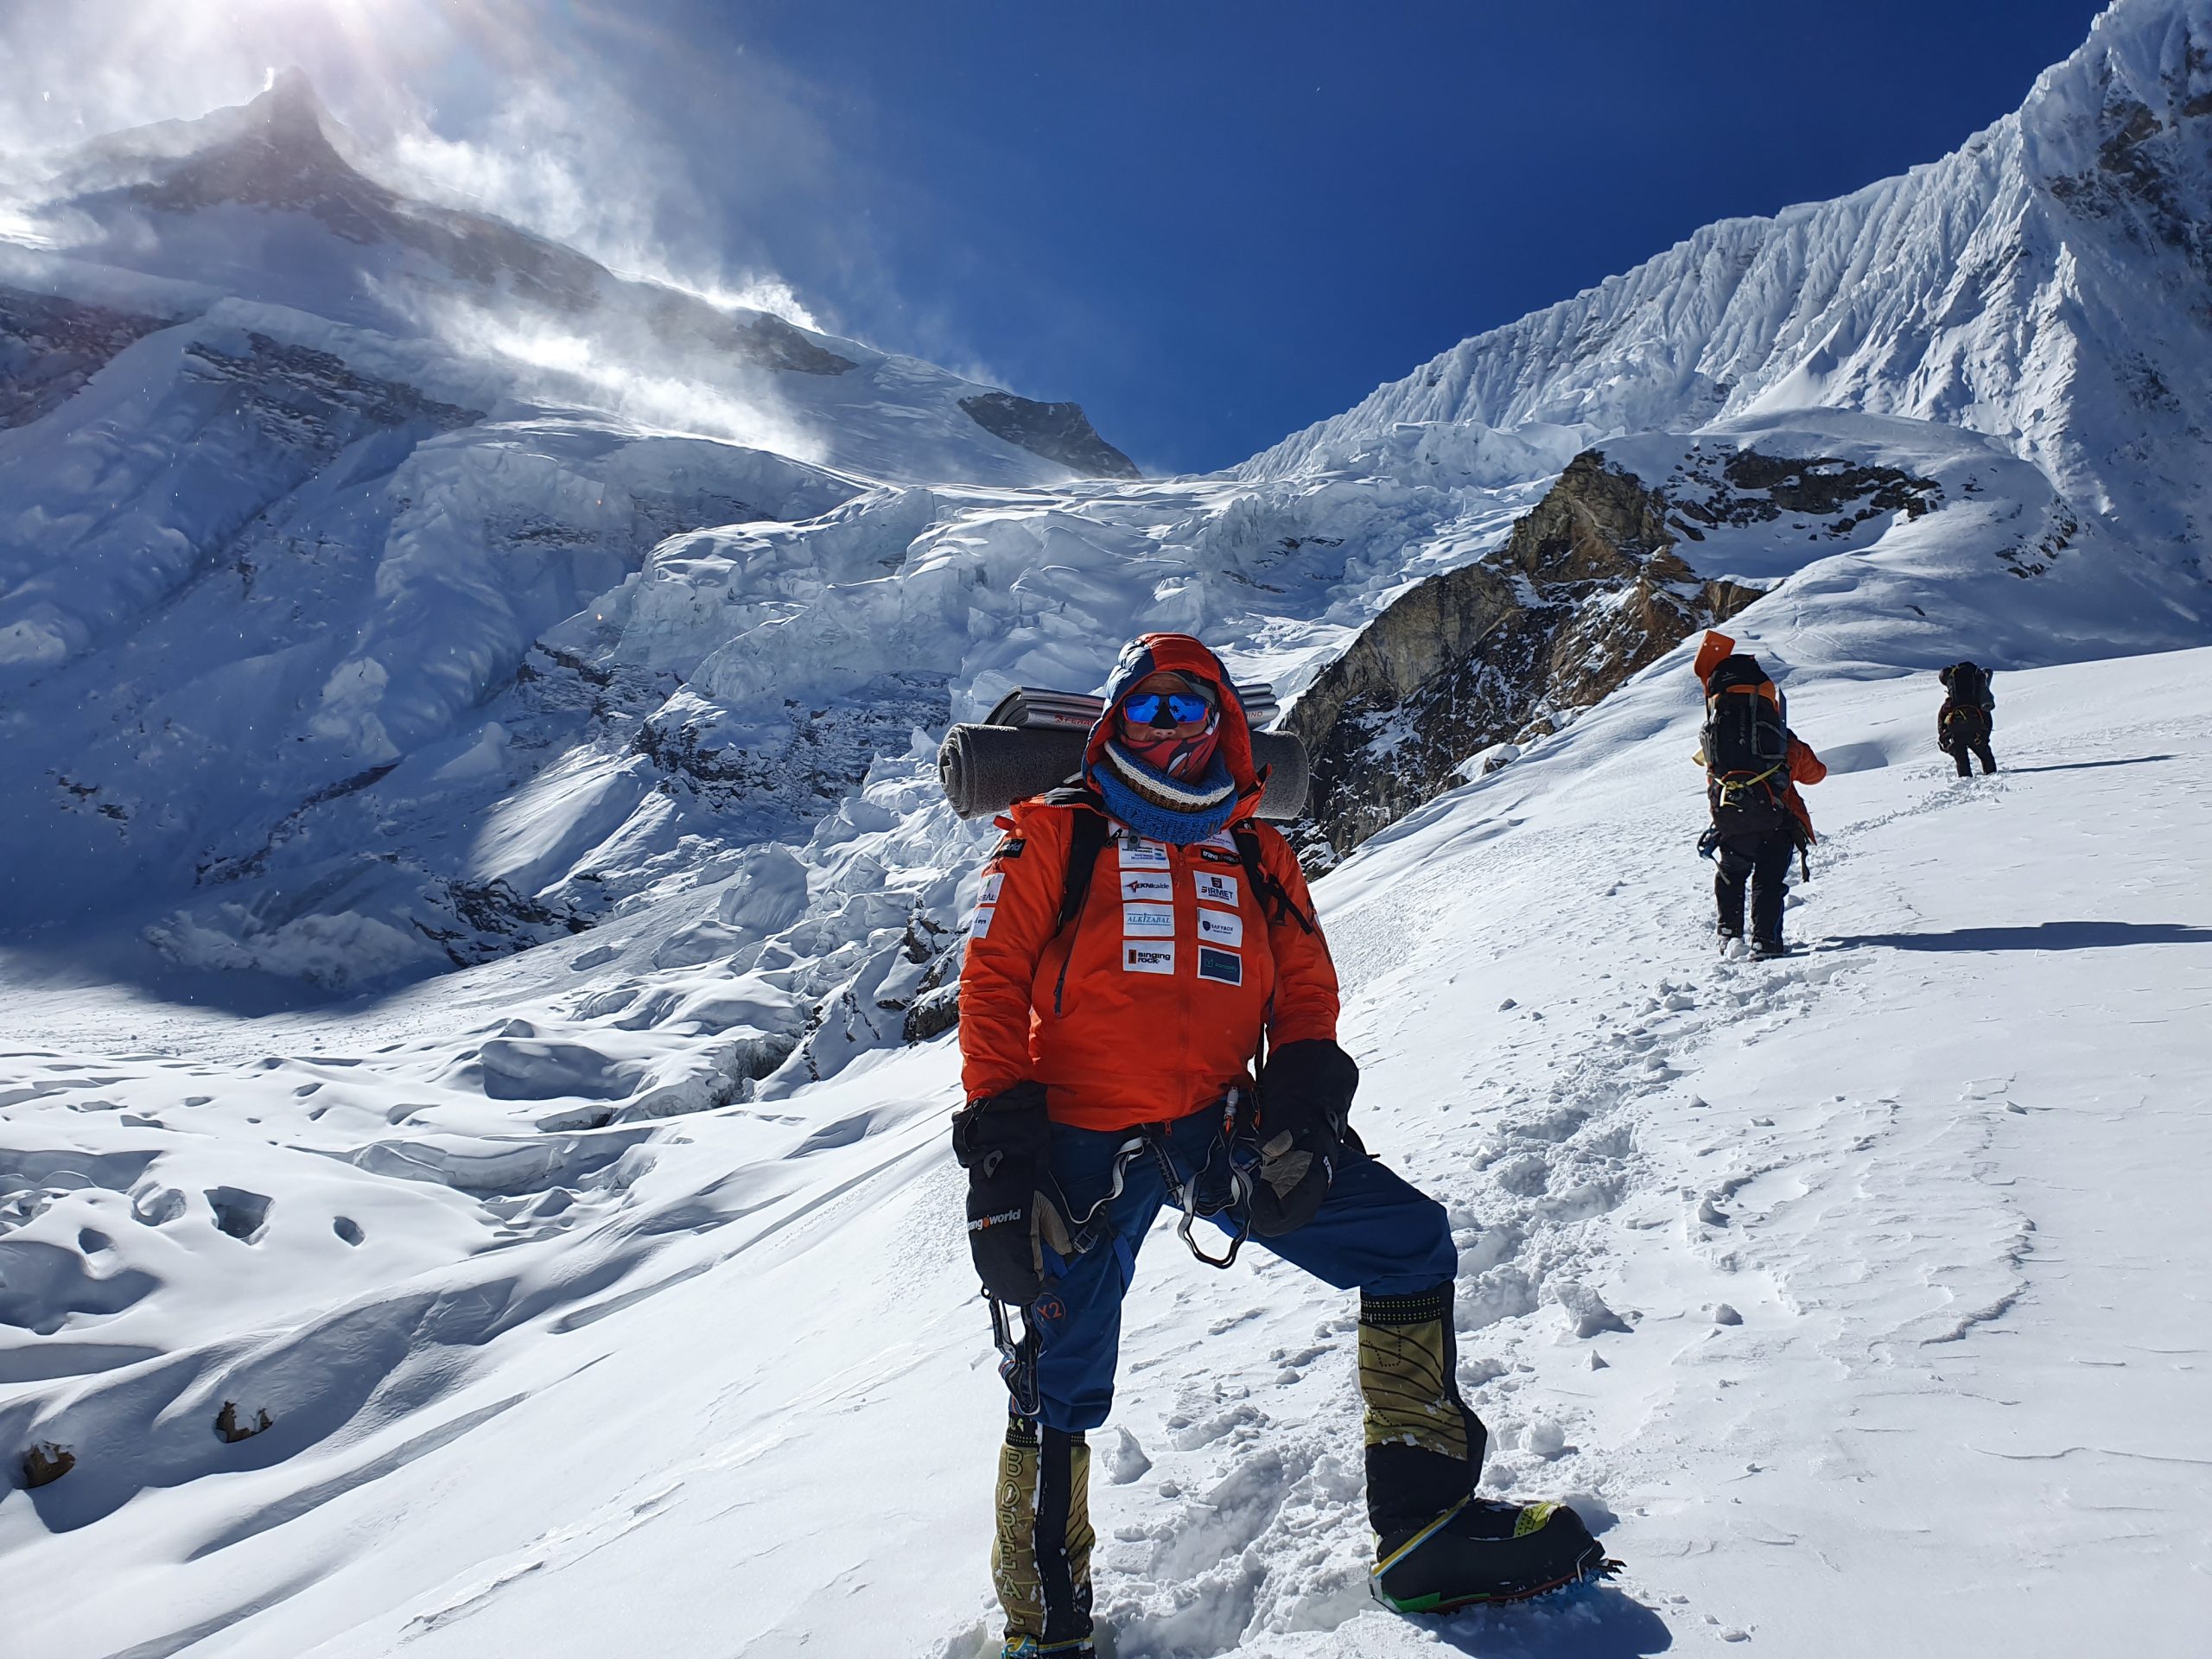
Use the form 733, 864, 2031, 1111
987, 1090, 1262, 1412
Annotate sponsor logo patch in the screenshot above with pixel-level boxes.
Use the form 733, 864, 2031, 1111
1117, 837, 1171, 870
1195, 906, 1243, 946
1198, 847, 1242, 865
970, 905, 995, 938
990, 837, 1026, 861
1122, 902, 1175, 938
1198, 946, 1243, 985
1122, 941, 1176, 976
1194, 870, 1239, 907
1201, 829, 1238, 851
979, 873, 1005, 905
1119, 869, 1173, 902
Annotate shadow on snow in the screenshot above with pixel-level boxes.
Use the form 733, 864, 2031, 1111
1428, 1584, 1673, 1656
1998, 753, 2176, 773
1828, 921, 2212, 952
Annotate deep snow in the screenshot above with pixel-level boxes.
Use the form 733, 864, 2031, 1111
4, 631, 2208, 1656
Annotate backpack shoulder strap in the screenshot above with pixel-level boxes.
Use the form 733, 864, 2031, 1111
1049, 792, 1112, 935
1231, 820, 1317, 936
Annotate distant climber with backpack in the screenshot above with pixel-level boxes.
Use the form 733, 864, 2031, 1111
1694, 630, 1827, 959
1938, 661, 1999, 777
955, 632, 1607, 1656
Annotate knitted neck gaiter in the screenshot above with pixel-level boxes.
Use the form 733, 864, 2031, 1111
1089, 741, 1238, 845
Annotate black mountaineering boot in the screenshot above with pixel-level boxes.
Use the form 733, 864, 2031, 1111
991, 1417, 1096, 1658
1361, 1284, 1610, 1613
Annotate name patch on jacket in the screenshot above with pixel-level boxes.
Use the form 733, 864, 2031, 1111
1123, 941, 1175, 975
1118, 837, 1170, 870
1193, 871, 1239, 907
1198, 947, 1243, 985
1122, 902, 1174, 938
1195, 906, 1243, 946
1119, 870, 1173, 902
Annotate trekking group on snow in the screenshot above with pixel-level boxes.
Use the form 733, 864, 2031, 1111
1695, 628, 1999, 958
949, 626, 2000, 1655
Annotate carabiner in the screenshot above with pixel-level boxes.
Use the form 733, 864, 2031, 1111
988, 1293, 1041, 1420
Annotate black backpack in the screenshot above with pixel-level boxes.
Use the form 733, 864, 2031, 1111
1942, 662, 1995, 711
1702, 655, 1789, 779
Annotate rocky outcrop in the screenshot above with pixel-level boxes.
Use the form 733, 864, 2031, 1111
958, 391, 1141, 479
0, 287, 170, 429
1285, 452, 1788, 861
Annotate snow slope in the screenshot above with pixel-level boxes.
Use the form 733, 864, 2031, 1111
4, 618, 2207, 1658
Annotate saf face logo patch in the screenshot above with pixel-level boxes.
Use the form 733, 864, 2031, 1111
1195, 906, 1243, 946
1121, 902, 1174, 938
1197, 946, 1243, 985
1119, 869, 1173, 902
1193, 870, 1239, 908
1122, 941, 1176, 976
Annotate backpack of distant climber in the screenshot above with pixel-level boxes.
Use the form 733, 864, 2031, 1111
1700, 653, 1796, 836
1940, 661, 1995, 711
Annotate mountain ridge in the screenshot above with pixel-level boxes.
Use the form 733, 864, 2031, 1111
1242, 0, 2212, 573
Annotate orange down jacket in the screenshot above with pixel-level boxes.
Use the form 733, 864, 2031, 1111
1693, 629, 1827, 841
958, 634, 1339, 1132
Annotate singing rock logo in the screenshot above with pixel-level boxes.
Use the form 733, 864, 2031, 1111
1122, 942, 1175, 976
1198, 947, 1243, 985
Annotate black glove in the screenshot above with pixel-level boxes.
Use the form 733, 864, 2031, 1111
1246, 1039, 1359, 1236
951, 1081, 1071, 1305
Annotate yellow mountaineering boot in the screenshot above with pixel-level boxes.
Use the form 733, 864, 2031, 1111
1360, 1284, 1610, 1612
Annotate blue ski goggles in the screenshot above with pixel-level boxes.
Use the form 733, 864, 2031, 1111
1122, 691, 1213, 726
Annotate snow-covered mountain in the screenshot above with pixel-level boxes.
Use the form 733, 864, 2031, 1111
1247, 0, 2212, 572
3, 2, 2212, 1654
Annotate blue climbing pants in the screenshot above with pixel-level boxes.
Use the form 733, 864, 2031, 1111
1026, 1107, 1458, 1433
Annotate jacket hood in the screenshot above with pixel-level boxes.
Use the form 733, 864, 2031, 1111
1085, 632, 1262, 807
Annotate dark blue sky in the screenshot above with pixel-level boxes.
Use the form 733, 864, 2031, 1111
658, 1, 2107, 474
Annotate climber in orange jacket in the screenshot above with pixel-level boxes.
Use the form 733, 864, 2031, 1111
951, 632, 1605, 1655
1693, 630, 1827, 957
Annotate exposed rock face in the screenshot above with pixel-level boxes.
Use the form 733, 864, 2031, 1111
1283, 449, 1940, 861
0, 287, 169, 429
958, 391, 1141, 479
